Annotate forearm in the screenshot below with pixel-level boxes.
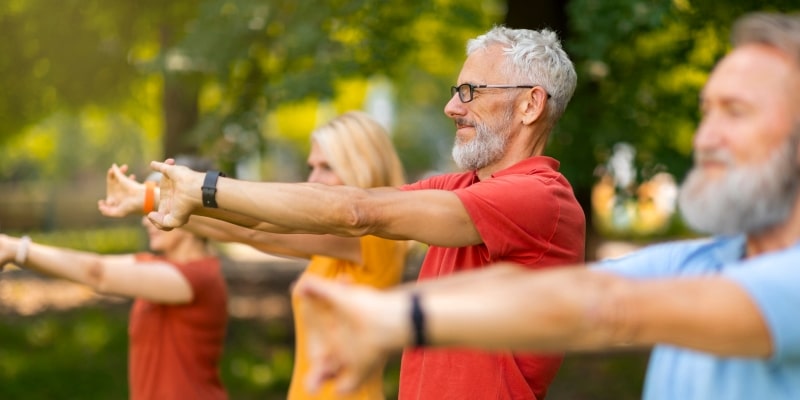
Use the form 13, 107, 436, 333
185, 215, 312, 258
185, 215, 261, 242
411, 267, 771, 357
410, 266, 633, 352
214, 179, 370, 236
9, 237, 134, 290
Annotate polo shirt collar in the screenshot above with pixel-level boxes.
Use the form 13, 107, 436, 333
472, 156, 560, 182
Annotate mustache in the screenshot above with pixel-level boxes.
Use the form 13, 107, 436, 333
454, 118, 474, 127
693, 149, 734, 166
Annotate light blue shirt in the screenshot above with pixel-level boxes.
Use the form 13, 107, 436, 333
597, 235, 800, 400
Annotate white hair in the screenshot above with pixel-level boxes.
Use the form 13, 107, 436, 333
467, 26, 577, 126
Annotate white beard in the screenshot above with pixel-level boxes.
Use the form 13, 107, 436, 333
678, 134, 800, 235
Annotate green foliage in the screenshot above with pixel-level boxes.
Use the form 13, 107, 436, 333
171, 0, 481, 172
556, 0, 800, 193
0, 310, 130, 399
0, 305, 646, 399
0, 0, 499, 184
20, 226, 146, 254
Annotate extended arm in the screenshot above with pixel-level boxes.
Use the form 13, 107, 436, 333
98, 163, 365, 263
295, 264, 771, 393
186, 215, 363, 263
149, 161, 481, 247
0, 235, 192, 304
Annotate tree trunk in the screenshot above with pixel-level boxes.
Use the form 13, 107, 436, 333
162, 73, 199, 158
160, 25, 199, 159
504, 0, 569, 36
503, 0, 595, 254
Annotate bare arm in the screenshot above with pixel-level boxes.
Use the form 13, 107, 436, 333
0, 235, 192, 304
150, 161, 481, 247
186, 215, 363, 263
295, 264, 771, 393
98, 163, 366, 262
414, 265, 770, 355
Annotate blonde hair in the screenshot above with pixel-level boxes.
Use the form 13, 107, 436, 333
311, 111, 406, 188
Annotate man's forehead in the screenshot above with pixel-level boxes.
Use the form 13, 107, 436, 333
459, 45, 506, 82
702, 45, 797, 101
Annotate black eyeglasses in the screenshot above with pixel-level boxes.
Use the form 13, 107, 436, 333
450, 83, 551, 103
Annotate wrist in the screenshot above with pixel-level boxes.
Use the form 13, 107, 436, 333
201, 170, 226, 208
15, 236, 31, 265
410, 292, 429, 347
143, 181, 156, 214
371, 291, 416, 352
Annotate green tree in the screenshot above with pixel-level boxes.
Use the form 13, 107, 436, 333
559, 0, 799, 193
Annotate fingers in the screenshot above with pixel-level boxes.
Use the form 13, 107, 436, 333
296, 275, 345, 301
150, 158, 179, 175
97, 201, 125, 218
150, 160, 169, 173
147, 212, 175, 231
337, 371, 364, 395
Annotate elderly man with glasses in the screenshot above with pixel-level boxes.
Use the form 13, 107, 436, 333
147, 26, 584, 400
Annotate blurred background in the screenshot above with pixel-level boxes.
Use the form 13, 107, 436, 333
1, 0, 797, 398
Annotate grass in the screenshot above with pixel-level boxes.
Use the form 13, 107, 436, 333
0, 301, 645, 399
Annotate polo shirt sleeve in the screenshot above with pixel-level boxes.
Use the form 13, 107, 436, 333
594, 238, 722, 279
595, 242, 688, 279
453, 173, 579, 263
724, 250, 800, 362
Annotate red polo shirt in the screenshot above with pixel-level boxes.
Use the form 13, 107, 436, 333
399, 156, 585, 399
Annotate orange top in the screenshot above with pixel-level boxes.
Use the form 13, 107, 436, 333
288, 235, 407, 400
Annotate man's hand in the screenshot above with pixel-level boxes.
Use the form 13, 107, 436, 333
147, 160, 203, 230
98, 164, 143, 218
294, 276, 410, 394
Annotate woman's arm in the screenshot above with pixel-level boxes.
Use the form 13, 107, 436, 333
186, 215, 363, 263
0, 235, 192, 304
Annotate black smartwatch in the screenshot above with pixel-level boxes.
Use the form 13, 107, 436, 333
201, 170, 226, 208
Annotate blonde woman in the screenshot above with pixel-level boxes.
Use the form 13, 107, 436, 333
100, 111, 408, 399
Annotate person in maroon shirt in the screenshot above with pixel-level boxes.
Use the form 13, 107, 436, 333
0, 157, 228, 400
145, 26, 583, 399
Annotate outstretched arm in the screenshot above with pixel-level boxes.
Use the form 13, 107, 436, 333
99, 162, 364, 263
186, 215, 363, 263
148, 161, 481, 247
294, 264, 771, 393
0, 235, 192, 304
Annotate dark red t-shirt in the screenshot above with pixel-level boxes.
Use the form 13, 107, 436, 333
128, 254, 228, 400
399, 157, 586, 399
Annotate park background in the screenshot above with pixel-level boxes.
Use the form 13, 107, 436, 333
0, 0, 797, 398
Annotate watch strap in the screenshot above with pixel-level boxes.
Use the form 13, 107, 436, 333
201, 170, 226, 208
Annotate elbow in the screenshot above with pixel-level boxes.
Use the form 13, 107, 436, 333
584, 274, 642, 347
338, 196, 375, 237
85, 259, 108, 293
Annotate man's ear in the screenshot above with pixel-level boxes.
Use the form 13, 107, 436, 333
520, 87, 548, 126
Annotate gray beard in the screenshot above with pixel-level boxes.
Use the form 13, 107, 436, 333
451, 110, 513, 171
678, 135, 800, 235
